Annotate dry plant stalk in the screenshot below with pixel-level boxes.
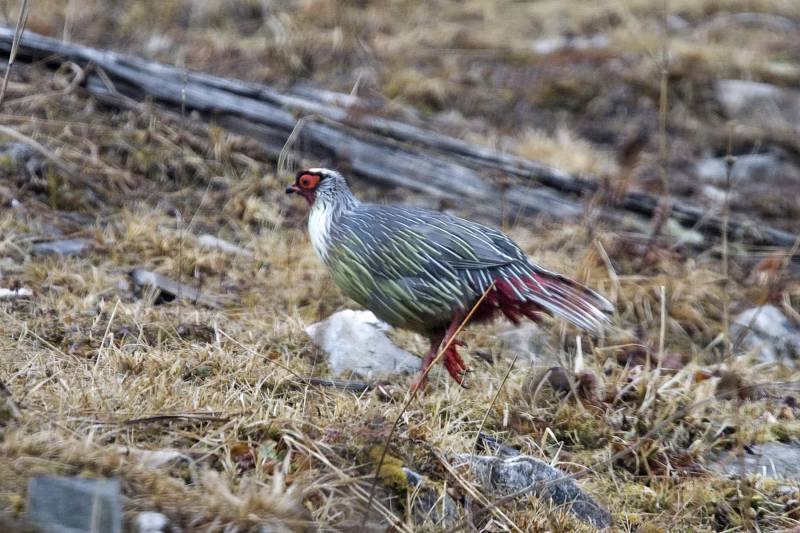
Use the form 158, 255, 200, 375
362, 282, 497, 527
0, 0, 28, 107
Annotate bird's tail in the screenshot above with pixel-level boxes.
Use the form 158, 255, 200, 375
493, 268, 614, 335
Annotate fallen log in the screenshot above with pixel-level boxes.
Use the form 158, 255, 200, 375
1, 26, 797, 253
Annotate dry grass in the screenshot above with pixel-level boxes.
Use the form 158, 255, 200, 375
514, 127, 619, 179
1, 0, 800, 531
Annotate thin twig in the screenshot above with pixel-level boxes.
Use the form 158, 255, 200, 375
122, 413, 234, 426
640, 0, 671, 260
721, 129, 734, 361
471, 354, 518, 457
0, 124, 78, 178
0, 0, 28, 107
361, 282, 496, 527
216, 329, 304, 380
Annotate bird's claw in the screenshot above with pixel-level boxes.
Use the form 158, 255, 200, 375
410, 337, 471, 392
443, 340, 470, 387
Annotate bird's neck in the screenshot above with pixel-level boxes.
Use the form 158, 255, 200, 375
308, 187, 358, 262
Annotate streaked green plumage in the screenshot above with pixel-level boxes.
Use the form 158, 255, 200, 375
294, 168, 613, 339
326, 204, 518, 332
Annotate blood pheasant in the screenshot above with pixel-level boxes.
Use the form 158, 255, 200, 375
286, 168, 613, 389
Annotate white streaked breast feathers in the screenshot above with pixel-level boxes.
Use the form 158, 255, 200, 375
308, 201, 332, 261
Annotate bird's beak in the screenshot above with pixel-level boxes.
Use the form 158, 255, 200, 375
286, 184, 300, 194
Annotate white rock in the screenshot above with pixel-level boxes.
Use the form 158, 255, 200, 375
403, 467, 458, 527
733, 305, 800, 363
197, 234, 253, 257
715, 79, 800, 130
694, 153, 786, 185
711, 441, 800, 480
305, 310, 421, 378
32, 238, 94, 257
532, 34, 610, 54
700, 184, 732, 205
136, 511, 169, 533
0, 287, 33, 299
137, 449, 190, 470
666, 219, 704, 245
144, 34, 173, 55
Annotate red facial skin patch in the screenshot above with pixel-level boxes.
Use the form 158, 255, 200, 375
294, 173, 321, 204
298, 174, 320, 190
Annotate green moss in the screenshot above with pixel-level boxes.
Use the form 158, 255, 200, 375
0, 154, 13, 169
46, 170, 62, 209
367, 446, 409, 494
533, 76, 600, 112
769, 422, 800, 443
131, 147, 164, 180
551, 408, 610, 449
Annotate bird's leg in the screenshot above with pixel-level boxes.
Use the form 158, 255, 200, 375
411, 332, 445, 393
411, 313, 469, 392
442, 339, 469, 385
441, 312, 470, 386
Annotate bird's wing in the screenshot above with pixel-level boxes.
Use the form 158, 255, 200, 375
328, 204, 613, 334
358, 205, 520, 268
325, 205, 521, 327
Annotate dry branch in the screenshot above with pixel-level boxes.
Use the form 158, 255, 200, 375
1, 26, 797, 253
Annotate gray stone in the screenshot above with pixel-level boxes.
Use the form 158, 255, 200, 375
32, 239, 94, 257
732, 305, 800, 364
197, 234, 253, 257
532, 34, 610, 55
666, 14, 690, 31
117, 447, 190, 470
497, 323, 554, 364
26, 475, 122, 533
0, 287, 33, 300
135, 511, 169, 533
694, 153, 786, 186
455, 454, 612, 529
305, 310, 420, 378
700, 184, 733, 205
476, 432, 521, 457
700, 12, 798, 34
665, 218, 705, 246
0, 142, 45, 175
0, 379, 21, 424
715, 79, 800, 131
403, 467, 458, 528
711, 442, 800, 480
260, 524, 298, 533
130, 268, 225, 308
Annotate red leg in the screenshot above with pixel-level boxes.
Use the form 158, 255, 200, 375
443, 339, 469, 385
411, 313, 469, 392
411, 333, 444, 393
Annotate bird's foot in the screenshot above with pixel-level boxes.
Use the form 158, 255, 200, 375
442, 339, 470, 387
410, 339, 470, 393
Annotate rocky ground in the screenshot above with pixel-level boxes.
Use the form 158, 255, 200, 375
1, 1, 800, 531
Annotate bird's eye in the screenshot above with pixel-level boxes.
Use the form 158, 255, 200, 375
298, 174, 320, 189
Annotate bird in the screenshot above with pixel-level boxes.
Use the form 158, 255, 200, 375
286, 168, 614, 390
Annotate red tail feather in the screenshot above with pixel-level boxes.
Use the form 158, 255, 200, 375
475, 270, 612, 334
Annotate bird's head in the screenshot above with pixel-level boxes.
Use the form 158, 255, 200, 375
285, 168, 347, 206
